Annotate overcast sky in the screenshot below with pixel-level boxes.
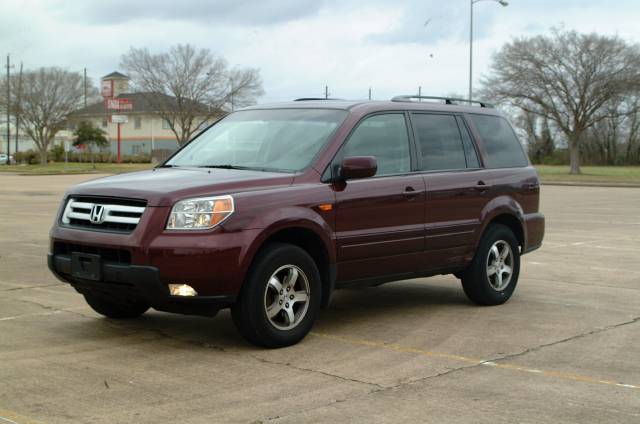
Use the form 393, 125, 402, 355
1, 0, 639, 103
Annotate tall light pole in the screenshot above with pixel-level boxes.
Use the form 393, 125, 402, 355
469, 0, 508, 101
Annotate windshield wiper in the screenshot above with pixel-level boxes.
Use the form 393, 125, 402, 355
156, 164, 179, 168
197, 164, 254, 170
196, 164, 293, 173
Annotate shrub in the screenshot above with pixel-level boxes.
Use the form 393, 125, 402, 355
121, 153, 151, 163
51, 144, 65, 162
14, 149, 39, 165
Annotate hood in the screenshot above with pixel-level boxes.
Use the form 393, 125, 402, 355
66, 167, 295, 206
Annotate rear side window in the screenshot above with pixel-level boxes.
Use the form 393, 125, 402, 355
470, 115, 528, 168
412, 114, 467, 171
340, 114, 411, 176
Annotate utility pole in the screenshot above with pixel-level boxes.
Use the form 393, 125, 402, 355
14, 62, 22, 154
418, 86, 422, 101
325, 85, 329, 99
5, 54, 12, 165
83, 67, 87, 108
368, 87, 372, 100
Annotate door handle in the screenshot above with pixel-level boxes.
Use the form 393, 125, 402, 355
403, 186, 423, 199
473, 181, 492, 191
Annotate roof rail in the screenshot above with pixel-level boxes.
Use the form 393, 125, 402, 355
294, 97, 344, 101
391, 95, 493, 108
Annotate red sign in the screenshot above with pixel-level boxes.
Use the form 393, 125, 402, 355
106, 98, 133, 111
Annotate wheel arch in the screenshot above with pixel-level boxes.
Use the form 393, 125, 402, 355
487, 213, 525, 249
241, 221, 336, 308
472, 197, 526, 257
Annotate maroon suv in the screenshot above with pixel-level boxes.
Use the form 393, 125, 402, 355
48, 96, 544, 347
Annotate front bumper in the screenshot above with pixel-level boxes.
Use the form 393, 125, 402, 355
49, 202, 262, 296
48, 253, 236, 316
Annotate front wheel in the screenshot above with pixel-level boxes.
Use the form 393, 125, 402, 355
461, 224, 520, 305
231, 243, 321, 348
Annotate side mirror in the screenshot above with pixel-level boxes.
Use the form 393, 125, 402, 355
339, 156, 377, 180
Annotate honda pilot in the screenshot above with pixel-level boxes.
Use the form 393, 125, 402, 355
48, 96, 545, 347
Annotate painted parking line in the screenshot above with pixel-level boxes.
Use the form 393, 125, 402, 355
310, 332, 639, 391
0, 310, 62, 322
0, 408, 39, 424
0, 306, 87, 322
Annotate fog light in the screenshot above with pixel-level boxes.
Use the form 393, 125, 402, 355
169, 284, 198, 297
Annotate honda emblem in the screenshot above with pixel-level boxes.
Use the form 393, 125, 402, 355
90, 205, 105, 224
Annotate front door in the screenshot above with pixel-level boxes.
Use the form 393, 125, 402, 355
333, 113, 426, 282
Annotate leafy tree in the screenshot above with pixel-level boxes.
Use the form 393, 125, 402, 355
73, 121, 109, 168
121, 44, 264, 145
481, 29, 640, 174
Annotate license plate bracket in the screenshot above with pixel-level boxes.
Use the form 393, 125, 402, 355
71, 252, 102, 281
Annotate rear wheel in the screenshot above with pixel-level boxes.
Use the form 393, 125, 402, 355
461, 224, 520, 305
84, 294, 149, 319
231, 243, 321, 348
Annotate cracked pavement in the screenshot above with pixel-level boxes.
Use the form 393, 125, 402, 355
0, 174, 639, 423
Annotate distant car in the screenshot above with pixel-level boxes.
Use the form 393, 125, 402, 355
0, 154, 15, 165
48, 95, 545, 347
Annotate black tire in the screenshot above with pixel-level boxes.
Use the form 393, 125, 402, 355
231, 243, 321, 348
84, 294, 149, 319
461, 224, 520, 306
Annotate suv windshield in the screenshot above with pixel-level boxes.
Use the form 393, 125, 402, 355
166, 108, 348, 172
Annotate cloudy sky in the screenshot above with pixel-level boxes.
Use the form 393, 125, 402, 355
1, 0, 639, 103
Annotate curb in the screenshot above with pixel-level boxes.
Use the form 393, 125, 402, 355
541, 181, 640, 188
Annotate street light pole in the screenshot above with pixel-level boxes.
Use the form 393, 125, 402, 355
469, 0, 508, 101
469, 1, 474, 102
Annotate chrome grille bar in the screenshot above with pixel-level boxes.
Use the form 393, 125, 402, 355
61, 198, 146, 231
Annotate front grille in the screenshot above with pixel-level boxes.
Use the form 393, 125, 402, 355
61, 196, 146, 233
53, 242, 131, 265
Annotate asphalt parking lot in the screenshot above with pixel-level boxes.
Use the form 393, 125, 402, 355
0, 174, 638, 424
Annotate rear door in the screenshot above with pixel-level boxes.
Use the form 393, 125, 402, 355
466, 114, 538, 213
333, 113, 426, 282
410, 113, 494, 272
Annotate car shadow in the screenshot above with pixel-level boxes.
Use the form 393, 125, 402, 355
65, 278, 470, 350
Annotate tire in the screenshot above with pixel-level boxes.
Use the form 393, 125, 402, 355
231, 242, 321, 348
84, 294, 149, 319
461, 224, 520, 306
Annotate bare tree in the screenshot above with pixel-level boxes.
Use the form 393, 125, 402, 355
625, 99, 640, 163
517, 111, 555, 164
4, 68, 85, 164
481, 29, 640, 174
121, 44, 264, 145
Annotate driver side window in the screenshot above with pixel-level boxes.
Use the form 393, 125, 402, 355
340, 114, 411, 176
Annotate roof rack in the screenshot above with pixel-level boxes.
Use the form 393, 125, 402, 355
294, 97, 344, 101
391, 95, 493, 108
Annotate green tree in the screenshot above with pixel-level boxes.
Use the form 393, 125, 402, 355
73, 121, 109, 168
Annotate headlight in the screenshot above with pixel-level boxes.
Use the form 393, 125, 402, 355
166, 195, 234, 230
